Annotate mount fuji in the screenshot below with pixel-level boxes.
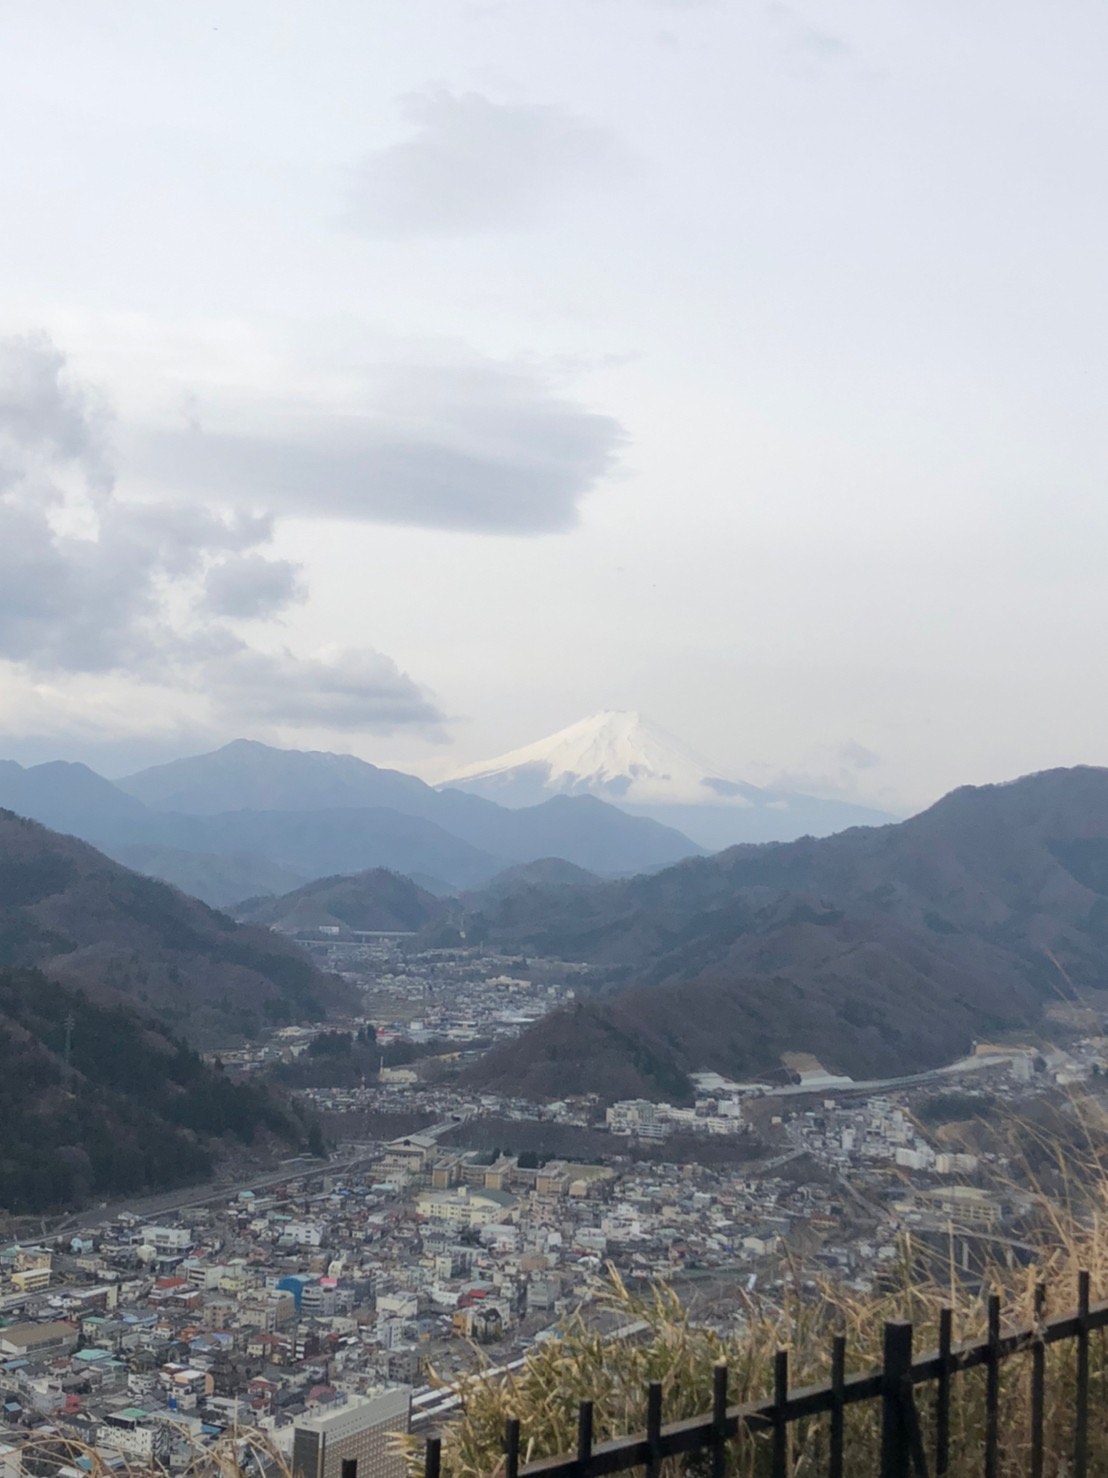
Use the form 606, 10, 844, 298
443, 711, 895, 850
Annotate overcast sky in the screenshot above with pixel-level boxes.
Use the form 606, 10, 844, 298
1, 0, 1107, 811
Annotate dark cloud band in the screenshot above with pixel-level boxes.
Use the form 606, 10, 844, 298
0, 333, 446, 735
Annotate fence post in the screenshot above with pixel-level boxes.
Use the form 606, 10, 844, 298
710, 1361, 728, 1478
1030, 1282, 1045, 1478
934, 1306, 951, 1476
576, 1400, 594, 1469
880, 1321, 913, 1478
772, 1348, 789, 1478
505, 1418, 520, 1478
1075, 1270, 1090, 1478
645, 1381, 663, 1478
985, 1293, 1000, 1478
424, 1437, 441, 1478
829, 1334, 846, 1478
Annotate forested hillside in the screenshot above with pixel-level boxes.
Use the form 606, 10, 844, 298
0, 809, 351, 1044
0, 968, 301, 1214
235, 867, 441, 933
466, 768, 1108, 1097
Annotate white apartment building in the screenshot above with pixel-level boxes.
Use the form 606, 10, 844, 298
140, 1226, 193, 1252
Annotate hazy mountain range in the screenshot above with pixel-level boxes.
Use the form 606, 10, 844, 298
444, 710, 894, 849
232, 856, 601, 936
0, 719, 895, 907
0, 739, 701, 905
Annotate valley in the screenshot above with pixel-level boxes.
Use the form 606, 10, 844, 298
6, 755, 1108, 1223
4, 756, 1108, 1467
2, 11, 1096, 1467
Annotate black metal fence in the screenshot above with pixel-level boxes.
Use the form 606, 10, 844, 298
420, 1271, 1108, 1478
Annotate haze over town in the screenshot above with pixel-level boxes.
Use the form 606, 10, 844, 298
3, 0, 1108, 815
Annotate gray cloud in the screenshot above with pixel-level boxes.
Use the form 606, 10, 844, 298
345, 89, 627, 237
837, 739, 879, 772
0, 498, 170, 673
0, 334, 445, 735
203, 554, 305, 619
0, 332, 111, 493
206, 648, 443, 731
133, 360, 623, 535
0, 334, 256, 673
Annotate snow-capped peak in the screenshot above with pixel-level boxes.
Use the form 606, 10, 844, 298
444, 710, 757, 808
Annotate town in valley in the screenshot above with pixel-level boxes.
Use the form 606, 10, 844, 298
2, 933, 1103, 1477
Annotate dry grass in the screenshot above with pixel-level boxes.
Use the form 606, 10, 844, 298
404, 1173, 1108, 1478
12, 1423, 291, 1478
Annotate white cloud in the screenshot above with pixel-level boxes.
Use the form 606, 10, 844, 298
344, 89, 628, 237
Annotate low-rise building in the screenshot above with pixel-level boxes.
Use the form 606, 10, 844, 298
0, 1321, 79, 1359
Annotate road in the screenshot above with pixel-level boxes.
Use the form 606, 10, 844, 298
13, 1150, 371, 1253
763, 1052, 1017, 1100
28, 1115, 468, 1247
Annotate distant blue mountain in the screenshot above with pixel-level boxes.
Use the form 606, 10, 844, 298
0, 740, 702, 904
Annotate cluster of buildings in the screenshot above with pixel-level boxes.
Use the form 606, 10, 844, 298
0, 1108, 870, 1478
605, 1097, 747, 1139
214, 949, 587, 1078
0, 1219, 417, 1478
344, 948, 581, 1050
6, 924, 1108, 1478
302, 1030, 1108, 1308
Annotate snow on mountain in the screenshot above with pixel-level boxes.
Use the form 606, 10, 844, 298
446, 711, 762, 807
443, 711, 897, 849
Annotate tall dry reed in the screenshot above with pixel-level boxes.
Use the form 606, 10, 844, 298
405, 1176, 1108, 1477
